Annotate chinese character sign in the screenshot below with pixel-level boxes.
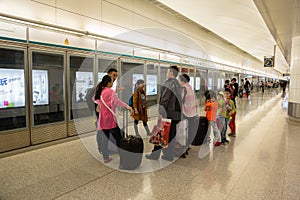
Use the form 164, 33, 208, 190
0, 68, 25, 108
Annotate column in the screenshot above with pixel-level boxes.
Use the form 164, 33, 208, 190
288, 36, 300, 119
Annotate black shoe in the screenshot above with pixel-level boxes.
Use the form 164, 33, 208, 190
180, 154, 186, 158
145, 154, 159, 160
161, 155, 173, 161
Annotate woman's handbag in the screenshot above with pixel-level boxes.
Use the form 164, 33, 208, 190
149, 117, 171, 148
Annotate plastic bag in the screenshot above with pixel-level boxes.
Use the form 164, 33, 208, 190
149, 118, 171, 148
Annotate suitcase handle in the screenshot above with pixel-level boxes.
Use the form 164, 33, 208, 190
122, 109, 128, 138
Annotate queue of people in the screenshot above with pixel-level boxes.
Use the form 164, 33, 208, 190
92, 66, 242, 164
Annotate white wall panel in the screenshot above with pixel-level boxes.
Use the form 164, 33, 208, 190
0, 21, 26, 40
0, 0, 56, 24
30, 28, 95, 49
98, 41, 133, 56
134, 49, 160, 60
29, 28, 67, 45
102, 1, 133, 30
32, 0, 56, 6
105, 0, 133, 10
57, 0, 101, 20
101, 21, 130, 38
133, 14, 164, 30
155, 9, 181, 30
133, 0, 158, 20
160, 53, 181, 63
56, 10, 98, 32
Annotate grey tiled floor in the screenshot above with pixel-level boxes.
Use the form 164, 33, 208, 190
1, 89, 300, 200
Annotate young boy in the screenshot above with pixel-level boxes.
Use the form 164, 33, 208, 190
204, 93, 221, 146
223, 90, 236, 138
216, 91, 228, 144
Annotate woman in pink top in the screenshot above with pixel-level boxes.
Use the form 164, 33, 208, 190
178, 74, 199, 156
94, 75, 134, 163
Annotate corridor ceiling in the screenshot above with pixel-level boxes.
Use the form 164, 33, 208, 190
157, 0, 300, 74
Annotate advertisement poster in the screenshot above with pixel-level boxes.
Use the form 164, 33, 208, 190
32, 70, 49, 105
218, 78, 221, 89
208, 78, 213, 90
195, 77, 200, 90
98, 72, 106, 83
132, 74, 157, 95
132, 74, 144, 92
75, 72, 94, 102
146, 75, 157, 95
0, 68, 25, 108
190, 77, 195, 90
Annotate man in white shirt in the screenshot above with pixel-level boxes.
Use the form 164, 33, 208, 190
107, 68, 124, 92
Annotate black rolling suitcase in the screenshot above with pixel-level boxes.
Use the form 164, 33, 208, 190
191, 116, 208, 146
119, 110, 144, 170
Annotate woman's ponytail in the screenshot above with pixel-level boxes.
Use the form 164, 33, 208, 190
94, 75, 112, 100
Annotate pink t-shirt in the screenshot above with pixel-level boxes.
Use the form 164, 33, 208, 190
94, 87, 127, 130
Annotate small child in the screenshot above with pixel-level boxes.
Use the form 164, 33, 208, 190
204, 93, 221, 146
223, 91, 236, 137
216, 91, 228, 144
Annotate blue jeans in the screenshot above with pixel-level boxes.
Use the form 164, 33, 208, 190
220, 118, 229, 142
217, 116, 226, 137
97, 127, 123, 160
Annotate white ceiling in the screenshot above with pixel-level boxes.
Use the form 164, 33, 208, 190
157, 0, 298, 74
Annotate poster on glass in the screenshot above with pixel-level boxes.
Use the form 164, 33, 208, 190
208, 78, 213, 90
146, 75, 157, 95
195, 77, 200, 91
98, 72, 106, 83
75, 72, 94, 102
0, 68, 25, 108
32, 70, 49, 105
190, 77, 195, 90
132, 74, 144, 92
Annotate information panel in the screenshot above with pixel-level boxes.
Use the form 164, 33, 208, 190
98, 72, 106, 82
132, 74, 157, 95
195, 77, 200, 90
132, 74, 144, 92
0, 68, 25, 108
32, 69, 49, 105
190, 77, 195, 90
146, 75, 157, 95
208, 78, 213, 90
217, 78, 221, 89
75, 72, 94, 102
